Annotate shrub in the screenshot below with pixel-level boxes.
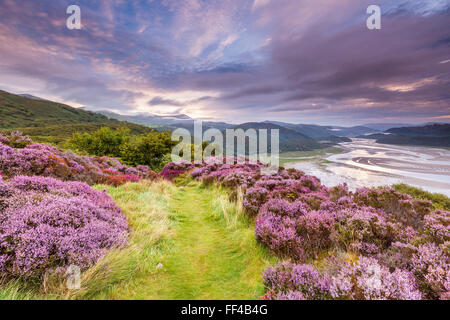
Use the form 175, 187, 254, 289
0, 176, 128, 278
66, 127, 176, 171
67, 127, 129, 157
393, 183, 450, 211
120, 131, 176, 169
243, 187, 269, 215
263, 262, 332, 300
334, 208, 399, 255
330, 257, 422, 300
264, 257, 422, 300
423, 210, 450, 244
411, 243, 450, 299
0, 132, 155, 186
0, 132, 33, 148
160, 160, 194, 180
354, 187, 433, 228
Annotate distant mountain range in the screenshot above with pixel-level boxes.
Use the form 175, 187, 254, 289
362, 124, 450, 148
2, 90, 448, 150
361, 123, 413, 131
232, 122, 323, 152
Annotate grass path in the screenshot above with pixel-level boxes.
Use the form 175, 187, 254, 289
86, 181, 275, 300
145, 183, 273, 300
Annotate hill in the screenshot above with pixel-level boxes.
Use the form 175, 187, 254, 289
362, 123, 412, 131
263, 121, 350, 142
231, 122, 324, 152
329, 125, 379, 137
363, 124, 450, 148
99, 110, 194, 126
100, 110, 235, 132
0, 90, 155, 144
386, 123, 450, 137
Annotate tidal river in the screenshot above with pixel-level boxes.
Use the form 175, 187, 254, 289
286, 139, 450, 196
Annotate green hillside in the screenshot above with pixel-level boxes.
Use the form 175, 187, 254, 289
0, 90, 154, 144
233, 122, 324, 152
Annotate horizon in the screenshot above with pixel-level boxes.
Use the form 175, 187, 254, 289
5, 87, 450, 128
0, 0, 449, 126
4, 88, 450, 128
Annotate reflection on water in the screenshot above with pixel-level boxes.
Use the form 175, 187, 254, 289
286, 139, 450, 196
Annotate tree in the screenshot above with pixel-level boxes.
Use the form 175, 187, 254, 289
120, 131, 176, 169
66, 127, 129, 157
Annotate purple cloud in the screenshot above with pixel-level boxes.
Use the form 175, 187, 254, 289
0, 0, 448, 124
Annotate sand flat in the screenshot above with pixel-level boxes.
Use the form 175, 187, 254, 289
287, 139, 450, 196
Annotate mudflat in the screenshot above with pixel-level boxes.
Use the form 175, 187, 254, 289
287, 139, 450, 196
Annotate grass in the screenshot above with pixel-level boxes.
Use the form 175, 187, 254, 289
278, 147, 343, 167
65, 180, 178, 299
392, 183, 450, 211
87, 179, 276, 300
0, 279, 46, 300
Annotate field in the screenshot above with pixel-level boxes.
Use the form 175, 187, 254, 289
278, 147, 344, 167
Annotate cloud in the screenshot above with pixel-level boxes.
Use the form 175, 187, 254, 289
148, 95, 214, 107
148, 96, 185, 106
0, 0, 449, 125
252, 0, 270, 11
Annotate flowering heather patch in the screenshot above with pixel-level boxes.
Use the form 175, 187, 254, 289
0, 176, 128, 278
263, 262, 333, 300
160, 160, 194, 180
353, 187, 434, 228
165, 157, 450, 299
263, 258, 422, 300
0, 132, 33, 148
0, 132, 156, 186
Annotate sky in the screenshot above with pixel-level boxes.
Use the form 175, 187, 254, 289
0, 0, 449, 126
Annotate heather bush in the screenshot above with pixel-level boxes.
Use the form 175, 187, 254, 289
0, 132, 33, 148
334, 208, 399, 255
264, 257, 422, 300
0, 176, 128, 278
0, 132, 156, 186
329, 257, 422, 300
243, 187, 269, 215
255, 206, 304, 260
423, 210, 450, 244
160, 160, 194, 180
354, 187, 433, 228
410, 243, 450, 299
295, 211, 336, 258
263, 262, 333, 300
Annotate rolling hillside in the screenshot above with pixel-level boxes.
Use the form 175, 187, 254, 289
362, 124, 450, 148
386, 123, 450, 137
0, 90, 155, 144
231, 122, 324, 152
100, 110, 234, 131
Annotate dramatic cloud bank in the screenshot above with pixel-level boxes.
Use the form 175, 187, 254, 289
0, 0, 449, 125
